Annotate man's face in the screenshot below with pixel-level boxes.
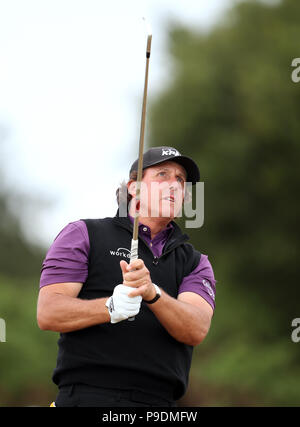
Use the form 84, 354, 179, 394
129, 161, 187, 220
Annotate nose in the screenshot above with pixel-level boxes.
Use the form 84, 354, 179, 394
168, 180, 181, 192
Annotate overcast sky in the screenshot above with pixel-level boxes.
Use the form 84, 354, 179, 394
0, 0, 234, 247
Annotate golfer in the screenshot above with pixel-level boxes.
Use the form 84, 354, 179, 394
37, 146, 216, 407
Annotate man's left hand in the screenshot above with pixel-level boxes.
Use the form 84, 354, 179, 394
120, 259, 156, 301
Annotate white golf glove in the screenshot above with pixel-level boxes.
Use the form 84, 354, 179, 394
105, 284, 142, 324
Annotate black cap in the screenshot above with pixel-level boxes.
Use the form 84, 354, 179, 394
129, 146, 200, 185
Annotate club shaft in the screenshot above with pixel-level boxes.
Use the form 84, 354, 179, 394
132, 34, 152, 245
128, 31, 152, 322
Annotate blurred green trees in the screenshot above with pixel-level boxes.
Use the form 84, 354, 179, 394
0, 127, 45, 280
0, 131, 57, 406
0, 276, 57, 406
149, 0, 300, 405
0, 190, 44, 280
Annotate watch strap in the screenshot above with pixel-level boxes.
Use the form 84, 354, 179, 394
145, 284, 161, 304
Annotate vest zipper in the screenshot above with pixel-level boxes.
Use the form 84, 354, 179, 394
135, 232, 189, 266
113, 217, 189, 266
152, 239, 189, 266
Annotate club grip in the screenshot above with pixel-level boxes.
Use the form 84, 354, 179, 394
128, 239, 139, 321
130, 239, 138, 261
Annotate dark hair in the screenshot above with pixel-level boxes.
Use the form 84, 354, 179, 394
116, 170, 145, 207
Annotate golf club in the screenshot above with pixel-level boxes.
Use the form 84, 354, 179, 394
128, 18, 152, 321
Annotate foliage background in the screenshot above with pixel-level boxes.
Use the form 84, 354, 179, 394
1, 0, 299, 406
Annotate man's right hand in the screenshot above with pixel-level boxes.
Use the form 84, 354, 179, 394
105, 284, 142, 324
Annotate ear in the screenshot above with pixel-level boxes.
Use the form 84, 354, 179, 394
183, 182, 192, 203
184, 189, 192, 203
127, 180, 137, 198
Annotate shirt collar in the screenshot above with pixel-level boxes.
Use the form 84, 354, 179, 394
128, 214, 174, 237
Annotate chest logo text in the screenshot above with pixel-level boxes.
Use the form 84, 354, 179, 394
109, 247, 131, 259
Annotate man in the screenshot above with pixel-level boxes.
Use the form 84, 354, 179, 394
37, 146, 216, 407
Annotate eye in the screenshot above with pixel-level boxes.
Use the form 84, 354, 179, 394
176, 176, 184, 183
158, 171, 166, 176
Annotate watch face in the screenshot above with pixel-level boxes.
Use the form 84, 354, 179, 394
153, 284, 161, 295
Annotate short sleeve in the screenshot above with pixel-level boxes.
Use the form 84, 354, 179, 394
39, 220, 90, 288
178, 254, 216, 310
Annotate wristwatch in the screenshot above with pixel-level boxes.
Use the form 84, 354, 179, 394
145, 284, 161, 304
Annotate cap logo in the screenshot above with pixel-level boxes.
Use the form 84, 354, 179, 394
161, 148, 180, 157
